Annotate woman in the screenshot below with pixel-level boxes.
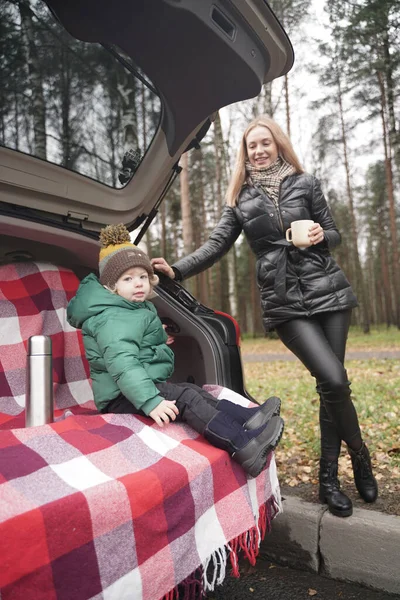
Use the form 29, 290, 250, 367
151, 115, 378, 518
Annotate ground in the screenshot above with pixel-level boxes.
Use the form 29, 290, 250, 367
280, 479, 400, 516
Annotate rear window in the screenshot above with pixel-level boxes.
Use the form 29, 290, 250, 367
0, 0, 161, 188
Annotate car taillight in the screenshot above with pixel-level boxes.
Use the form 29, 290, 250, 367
214, 310, 241, 347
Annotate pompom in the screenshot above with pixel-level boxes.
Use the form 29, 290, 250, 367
99, 224, 131, 248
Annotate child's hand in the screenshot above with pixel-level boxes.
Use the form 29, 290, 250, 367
162, 324, 174, 345
149, 400, 179, 427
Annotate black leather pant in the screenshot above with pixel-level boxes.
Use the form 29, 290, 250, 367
276, 310, 362, 460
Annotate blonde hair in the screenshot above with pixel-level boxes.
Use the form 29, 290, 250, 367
225, 115, 304, 207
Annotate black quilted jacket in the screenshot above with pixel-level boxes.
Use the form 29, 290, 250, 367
173, 173, 358, 331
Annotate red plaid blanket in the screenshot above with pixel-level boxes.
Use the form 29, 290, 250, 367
0, 412, 281, 600
0, 262, 282, 599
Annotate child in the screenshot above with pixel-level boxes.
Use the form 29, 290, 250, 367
67, 224, 284, 478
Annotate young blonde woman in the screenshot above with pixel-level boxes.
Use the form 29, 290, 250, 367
152, 115, 378, 518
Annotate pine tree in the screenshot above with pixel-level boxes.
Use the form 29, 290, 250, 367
326, 0, 400, 327
311, 34, 370, 331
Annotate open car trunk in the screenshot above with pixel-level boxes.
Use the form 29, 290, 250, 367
1, 227, 248, 398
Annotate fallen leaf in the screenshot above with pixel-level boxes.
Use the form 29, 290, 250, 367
375, 452, 389, 461
308, 589, 318, 596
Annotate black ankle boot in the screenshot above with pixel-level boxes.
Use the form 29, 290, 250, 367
216, 396, 281, 430
348, 443, 378, 503
319, 459, 353, 517
204, 412, 284, 478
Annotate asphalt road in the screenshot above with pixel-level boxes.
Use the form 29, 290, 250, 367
206, 560, 400, 600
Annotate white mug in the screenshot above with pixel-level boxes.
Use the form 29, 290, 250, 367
285, 220, 314, 249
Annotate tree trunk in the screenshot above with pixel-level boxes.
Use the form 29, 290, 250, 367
14, 90, 20, 150
60, 46, 73, 169
227, 247, 238, 319
380, 237, 393, 326
158, 201, 166, 258
336, 70, 369, 333
117, 71, 139, 184
119, 72, 138, 154
382, 27, 400, 169
365, 246, 376, 325
141, 82, 147, 154
179, 152, 194, 256
284, 73, 291, 137
248, 246, 263, 336
196, 148, 209, 306
19, 4, 46, 160
214, 112, 232, 314
377, 71, 400, 328
139, 82, 152, 255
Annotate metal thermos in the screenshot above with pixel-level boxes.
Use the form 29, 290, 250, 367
25, 335, 54, 427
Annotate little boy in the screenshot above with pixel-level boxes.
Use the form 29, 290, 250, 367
67, 224, 284, 477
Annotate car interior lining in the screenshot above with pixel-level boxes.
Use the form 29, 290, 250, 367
0, 227, 222, 389
45, 0, 290, 155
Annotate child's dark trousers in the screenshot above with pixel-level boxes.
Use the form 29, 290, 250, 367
102, 381, 220, 434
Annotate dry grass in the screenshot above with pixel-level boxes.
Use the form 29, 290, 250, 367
241, 325, 400, 355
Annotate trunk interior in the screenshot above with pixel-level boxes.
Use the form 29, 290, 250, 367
1, 224, 247, 396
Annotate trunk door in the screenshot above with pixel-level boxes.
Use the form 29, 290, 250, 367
0, 0, 293, 234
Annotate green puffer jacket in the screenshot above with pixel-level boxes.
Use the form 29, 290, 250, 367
66, 274, 174, 414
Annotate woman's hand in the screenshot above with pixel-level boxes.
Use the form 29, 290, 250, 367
151, 257, 175, 279
149, 399, 179, 427
309, 223, 325, 245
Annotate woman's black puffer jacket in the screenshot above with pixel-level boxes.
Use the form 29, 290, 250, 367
173, 173, 358, 331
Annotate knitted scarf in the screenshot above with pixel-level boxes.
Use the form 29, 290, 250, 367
246, 156, 295, 201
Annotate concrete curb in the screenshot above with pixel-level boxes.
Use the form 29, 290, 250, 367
260, 495, 400, 596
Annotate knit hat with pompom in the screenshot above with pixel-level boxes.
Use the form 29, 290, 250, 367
99, 224, 157, 288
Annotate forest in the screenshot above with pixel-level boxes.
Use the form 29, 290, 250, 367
1, 0, 399, 335
155, 0, 400, 336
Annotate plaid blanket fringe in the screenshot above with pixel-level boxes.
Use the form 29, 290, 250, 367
162, 494, 281, 600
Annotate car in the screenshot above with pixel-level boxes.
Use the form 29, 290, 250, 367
0, 2, 293, 598
1, 0, 293, 396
